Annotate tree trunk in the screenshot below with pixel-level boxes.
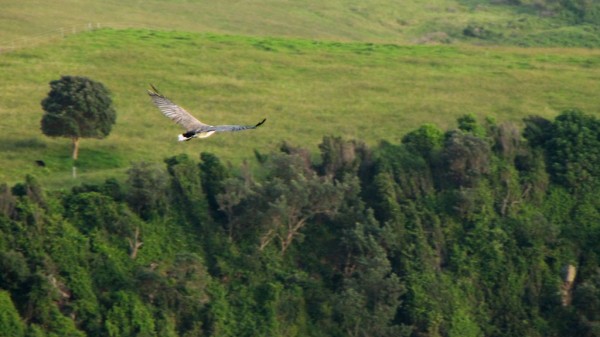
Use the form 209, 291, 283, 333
560, 264, 577, 306
72, 137, 80, 160
128, 227, 143, 259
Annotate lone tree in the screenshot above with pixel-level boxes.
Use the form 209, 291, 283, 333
41, 76, 116, 160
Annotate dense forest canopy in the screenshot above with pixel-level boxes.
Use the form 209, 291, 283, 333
1, 109, 599, 337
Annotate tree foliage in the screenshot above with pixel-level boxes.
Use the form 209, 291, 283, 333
544, 109, 600, 190
0, 290, 25, 337
40, 76, 116, 160
2, 109, 600, 337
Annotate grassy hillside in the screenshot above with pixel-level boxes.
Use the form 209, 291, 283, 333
1, 0, 599, 49
0, 28, 599, 186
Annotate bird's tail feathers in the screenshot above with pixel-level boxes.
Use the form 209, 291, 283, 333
178, 134, 190, 142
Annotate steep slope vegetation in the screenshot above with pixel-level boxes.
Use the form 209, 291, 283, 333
1, 111, 600, 337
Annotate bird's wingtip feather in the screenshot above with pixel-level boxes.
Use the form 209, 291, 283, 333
147, 84, 161, 96
255, 118, 267, 127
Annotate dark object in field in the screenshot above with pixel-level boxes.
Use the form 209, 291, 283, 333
35, 160, 46, 167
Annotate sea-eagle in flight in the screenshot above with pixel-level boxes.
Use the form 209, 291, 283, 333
148, 85, 266, 141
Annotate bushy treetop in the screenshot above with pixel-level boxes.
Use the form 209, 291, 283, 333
41, 75, 116, 139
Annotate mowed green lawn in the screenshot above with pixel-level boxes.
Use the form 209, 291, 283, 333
1, 28, 600, 187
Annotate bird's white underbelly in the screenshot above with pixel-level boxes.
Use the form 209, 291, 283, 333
197, 131, 216, 138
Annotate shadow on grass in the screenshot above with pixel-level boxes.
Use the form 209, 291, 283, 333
75, 147, 124, 170
0, 136, 124, 173
0, 137, 47, 152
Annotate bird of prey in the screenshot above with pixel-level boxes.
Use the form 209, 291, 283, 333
147, 85, 266, 141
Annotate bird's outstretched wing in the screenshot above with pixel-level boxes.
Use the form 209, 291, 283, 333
212, 118, 267, 132
147, 84, 206, 131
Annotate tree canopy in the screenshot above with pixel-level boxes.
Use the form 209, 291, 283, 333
3, 109, 600, 336
41, 75, 116, 160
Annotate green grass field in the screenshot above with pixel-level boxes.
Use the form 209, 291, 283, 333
1, 1, 599, 187
2, 0, 599, 48
1, 28, 599, 187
